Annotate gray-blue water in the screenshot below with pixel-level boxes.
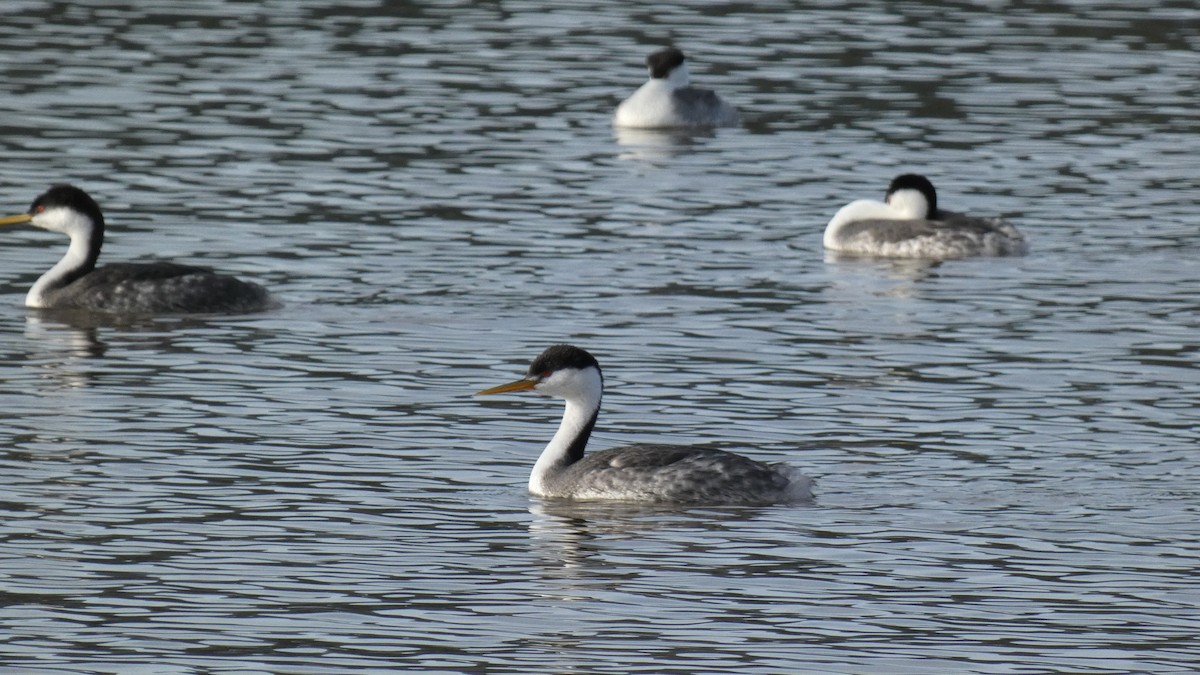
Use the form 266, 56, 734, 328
1, 1, 1198, 672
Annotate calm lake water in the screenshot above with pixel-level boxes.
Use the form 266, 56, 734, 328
1, 1, 1198, 672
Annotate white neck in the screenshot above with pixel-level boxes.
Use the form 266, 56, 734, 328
614, 76, 684, 128
823, 199, 889, 247
663, 62, 690, 89
886, 188, 931, 219
824, 192, 931, 248
26, 208, 99, 308
529, 367, 602, 495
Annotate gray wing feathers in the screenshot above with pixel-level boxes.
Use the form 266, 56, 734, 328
671, 87, 739, 127
55, 263, 272, 313
552, 444, 807, 504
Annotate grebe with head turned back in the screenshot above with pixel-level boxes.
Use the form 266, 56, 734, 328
824, 174, 1027, 259
0, 184, 273, 314
476, 344, 814, 505
614, 47, 740, 129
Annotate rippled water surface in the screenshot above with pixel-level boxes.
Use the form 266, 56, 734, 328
1, 1, 1198, 672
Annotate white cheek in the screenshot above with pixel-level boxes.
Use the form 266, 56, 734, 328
666, 61, 690, 87
535, 368, 594, 399
33, 207, 92, 237
535, 371, 570, 396
885, 190, 930, 219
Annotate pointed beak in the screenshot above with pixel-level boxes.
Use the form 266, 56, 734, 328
0, 213, 33, 227
476, 377, 538, 396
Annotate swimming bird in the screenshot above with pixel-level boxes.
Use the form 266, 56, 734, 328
476, 344, 814, 505
614, 47, 740, 129
823, 174, 1027, 258
0, 185, 273, 313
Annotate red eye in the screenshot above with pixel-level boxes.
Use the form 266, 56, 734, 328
34, 205, 45, 213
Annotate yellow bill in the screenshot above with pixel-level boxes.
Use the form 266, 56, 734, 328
0, 213, 33, 226
476, 378, 538, 396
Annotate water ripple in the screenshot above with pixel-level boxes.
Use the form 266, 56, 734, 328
1, 0, 1198, 672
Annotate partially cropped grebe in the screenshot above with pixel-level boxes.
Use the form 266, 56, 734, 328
0, 185, 273, 313
614, 47, 740, 129
824, 174, 1026, 258
477, 345, 814, 505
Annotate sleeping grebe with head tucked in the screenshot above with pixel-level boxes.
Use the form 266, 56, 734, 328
614, 47, 740, 129
0, 184, 273, 314
824, 174, 1027, 259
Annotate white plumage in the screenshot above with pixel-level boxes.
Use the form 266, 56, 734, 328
824, 174, 1027, 259
614, 47, 739, 129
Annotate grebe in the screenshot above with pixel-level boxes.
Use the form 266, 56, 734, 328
824, 174, 1027, 258
614, 47, 740, 129
0, 185, 273, 313
476, 344, 814, 505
